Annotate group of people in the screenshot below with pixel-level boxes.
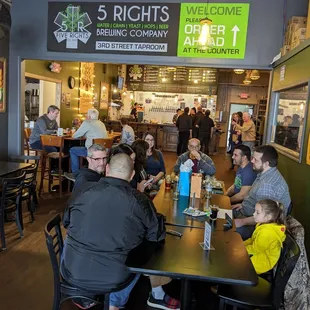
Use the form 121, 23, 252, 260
174, 106, 222, 157
30, 105, 292, 309
226, 143, 291, 277
227, 111, 256, 169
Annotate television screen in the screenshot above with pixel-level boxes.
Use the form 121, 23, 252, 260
117, 76, 124, 90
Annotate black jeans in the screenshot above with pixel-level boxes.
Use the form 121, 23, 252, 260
199, 133, 211, 155
177, 131, 190, 155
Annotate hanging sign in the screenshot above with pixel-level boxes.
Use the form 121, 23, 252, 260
47, 2, 180, 56
177, 3, 250, 59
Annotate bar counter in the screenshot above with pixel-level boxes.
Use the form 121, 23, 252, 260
104, 120, 178, 152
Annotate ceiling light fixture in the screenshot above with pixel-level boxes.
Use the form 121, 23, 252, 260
234, 69, 245, 74
198, 17, 213, 48
250, 69, 260, 80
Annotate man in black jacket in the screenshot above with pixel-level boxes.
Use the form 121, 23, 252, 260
176, 107, 192, 155
64, 143, 107, 190
61, 153, 164, 310
197, 109, 215, 155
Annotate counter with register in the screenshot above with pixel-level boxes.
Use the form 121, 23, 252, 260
104, 120, 178, 152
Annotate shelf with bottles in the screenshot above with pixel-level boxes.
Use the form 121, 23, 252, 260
147, 106, 177, 113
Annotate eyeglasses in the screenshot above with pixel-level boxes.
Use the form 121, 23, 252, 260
188, 144, 199, 149
89, 156, 107, 162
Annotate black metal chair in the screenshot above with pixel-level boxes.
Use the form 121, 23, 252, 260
217, 233, 301, 309
11, 155, 40, 221
44, 214, 110, 310
0, 172, 26, 250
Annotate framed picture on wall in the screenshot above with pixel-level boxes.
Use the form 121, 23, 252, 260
100, 82, 109, 110
269, 83, 309, 163
0, 58, 6, 113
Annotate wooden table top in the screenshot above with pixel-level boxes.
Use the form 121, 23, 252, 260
0, 162, 32, 177
153, 185, 234, 230
127, 227, 257, 286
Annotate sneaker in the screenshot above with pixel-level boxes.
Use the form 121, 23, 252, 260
72, 298, 97, 309
147, 293, 180, 310
64, 172, 76, 182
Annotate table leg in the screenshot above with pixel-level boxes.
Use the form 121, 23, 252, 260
180, 279, 192, 310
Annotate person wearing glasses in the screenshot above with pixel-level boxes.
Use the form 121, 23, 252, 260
173, 138, 216, 175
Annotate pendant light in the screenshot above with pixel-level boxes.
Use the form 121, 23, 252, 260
234, 69, 245, 75
243, 71, 252, 85
198, 0, 212, 48
250, 69, 260, 80
198, 17, 213, 47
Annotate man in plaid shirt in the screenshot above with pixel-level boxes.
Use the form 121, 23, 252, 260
232, 145, 291, 240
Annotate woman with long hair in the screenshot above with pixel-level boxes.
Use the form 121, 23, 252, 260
228, 113, 242, 169
143, 132, 166, 186
131, 139, 151, 192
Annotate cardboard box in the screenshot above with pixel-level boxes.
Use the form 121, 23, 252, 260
289, 16, 307, 25
293, 28, 307, 41
287, 24, 306, 44
281, 45, 290, 56
291, 39, 305, 49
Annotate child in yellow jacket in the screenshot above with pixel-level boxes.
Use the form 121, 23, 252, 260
244, 199, 286, 275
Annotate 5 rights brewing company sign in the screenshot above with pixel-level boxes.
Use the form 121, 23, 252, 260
47, 2, 250, 59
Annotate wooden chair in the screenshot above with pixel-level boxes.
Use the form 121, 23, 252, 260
39, 135, 69, 198
93, 138, 114, 149
24, 128, 42, 156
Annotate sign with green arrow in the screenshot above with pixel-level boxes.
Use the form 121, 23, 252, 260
177, 3, 250, 59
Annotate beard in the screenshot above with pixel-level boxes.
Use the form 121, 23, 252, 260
253, 165, 264, 173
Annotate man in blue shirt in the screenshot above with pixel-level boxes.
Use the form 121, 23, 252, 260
226, 145, 257, 204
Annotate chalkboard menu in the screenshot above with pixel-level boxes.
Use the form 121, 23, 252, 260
127, 65, 218, 94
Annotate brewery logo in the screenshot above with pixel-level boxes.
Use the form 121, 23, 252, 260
53, 5, 92, 49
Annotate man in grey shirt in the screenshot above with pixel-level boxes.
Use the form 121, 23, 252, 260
29, 105, 59, 153
232, 145, 291, 240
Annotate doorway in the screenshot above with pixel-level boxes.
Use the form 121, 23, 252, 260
226, 103, 255, 147
24, 73, 61, 126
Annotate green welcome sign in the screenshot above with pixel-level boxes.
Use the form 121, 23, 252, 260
177, 3, 250, 59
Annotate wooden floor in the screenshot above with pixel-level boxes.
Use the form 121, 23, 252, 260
0, 150, 235, 310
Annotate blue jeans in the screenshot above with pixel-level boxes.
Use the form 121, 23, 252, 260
70, 146, 87, 173
109, 274, 140, 308
30, 140, 57, 153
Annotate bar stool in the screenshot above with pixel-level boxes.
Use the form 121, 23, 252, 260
24, 128, 43, 156
39, 135, 69, 198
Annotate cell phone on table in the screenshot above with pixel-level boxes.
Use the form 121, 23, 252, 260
143, 178, 154, 187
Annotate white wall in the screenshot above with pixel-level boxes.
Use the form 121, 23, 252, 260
39, 80, 61, 124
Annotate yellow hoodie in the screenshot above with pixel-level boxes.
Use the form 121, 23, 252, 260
244, 223, 286, 275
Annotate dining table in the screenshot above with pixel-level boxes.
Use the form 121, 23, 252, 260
127, 226, 258, 310
0, 161, 32, 178
153, 185, 235, 231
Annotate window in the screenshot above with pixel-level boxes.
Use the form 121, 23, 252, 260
270, 84, 308, 162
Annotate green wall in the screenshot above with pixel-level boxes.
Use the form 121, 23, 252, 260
272, 45, 310, 255
25, 60, 118, 128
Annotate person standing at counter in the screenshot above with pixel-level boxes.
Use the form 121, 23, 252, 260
130, 102, 138, 121
197, 109, 214, 155
172, 108, 182, 124
176, 107, 192, 155
190, 107, 198, 138
70, 108, 108, 173
143, 132, 166, 186
29, 105, 59, 152
194, 106, 205, 138
120, 118, 135, 145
